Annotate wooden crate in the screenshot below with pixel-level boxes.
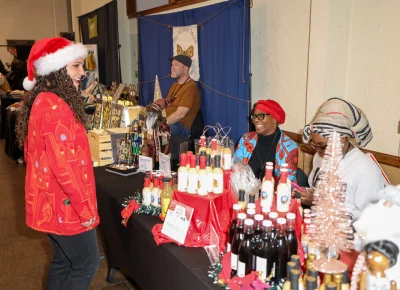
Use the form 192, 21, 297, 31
88, 130, 113, 166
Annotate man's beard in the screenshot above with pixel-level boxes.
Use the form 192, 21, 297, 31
171, 72, 179, 79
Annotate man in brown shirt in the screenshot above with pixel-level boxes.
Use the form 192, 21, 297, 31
165, 55, 200, 138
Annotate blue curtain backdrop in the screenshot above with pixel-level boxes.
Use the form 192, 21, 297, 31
138, 0, 250, 142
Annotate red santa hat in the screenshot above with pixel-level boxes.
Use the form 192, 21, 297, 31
23, 37, 88, 91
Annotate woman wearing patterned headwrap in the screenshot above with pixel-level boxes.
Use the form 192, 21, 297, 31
298, 98, 385, 220
235, 99, 298, 181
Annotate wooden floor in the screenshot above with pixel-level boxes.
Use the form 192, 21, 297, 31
0, 139, 134, 290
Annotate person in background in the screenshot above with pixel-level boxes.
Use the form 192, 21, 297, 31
165, 55, 201, 138
16, 37, 100, 290
5, 46, 27, 90
235, 99, 298, 181
297, 98, 385, 220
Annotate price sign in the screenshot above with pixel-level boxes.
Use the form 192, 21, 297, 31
161, 201, 194, 244
158, 152, 171, 176
138, 155, 153, 172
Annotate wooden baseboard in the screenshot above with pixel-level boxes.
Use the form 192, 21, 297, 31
282, 130, 400, 168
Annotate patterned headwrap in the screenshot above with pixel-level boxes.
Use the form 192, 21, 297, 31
303, 98, 372, 147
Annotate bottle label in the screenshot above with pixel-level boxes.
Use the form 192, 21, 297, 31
151, 190, 159, 207
276, 185, 290, 212
223, 153, 232, 170
177, 172, 188, 192
256, 257, 267, 280
230, 253, 238, 270
161, 197, 171, 217
187, 172, 198, 194
260, 181, 274, 208
212, 173, 224, 194
227, 243, 231, 252
197, 174, 208, 195
237, 261, 246, 277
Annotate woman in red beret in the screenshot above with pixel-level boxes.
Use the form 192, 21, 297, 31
235, 99, 298, 181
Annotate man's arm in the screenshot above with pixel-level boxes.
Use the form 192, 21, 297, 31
167, 106, 189, 125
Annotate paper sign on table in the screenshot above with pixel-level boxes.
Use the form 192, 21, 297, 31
158, 152, 171, 176
161, 201, 194, 244
139, 155, 153, 172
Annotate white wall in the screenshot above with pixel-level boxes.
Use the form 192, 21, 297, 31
0, 0, 68, 63
251, 0, 400, 156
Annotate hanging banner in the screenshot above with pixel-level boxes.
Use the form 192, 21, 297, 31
82, 44, 99, 90
172, 25, 200, 81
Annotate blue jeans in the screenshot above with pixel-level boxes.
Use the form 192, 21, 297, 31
47, 229, 100, 290
170, 122, 190, 138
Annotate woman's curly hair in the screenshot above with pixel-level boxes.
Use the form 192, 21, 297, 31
16, 67, 87, 149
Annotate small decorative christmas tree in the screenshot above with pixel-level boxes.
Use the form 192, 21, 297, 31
308, 131, 354, 273
153, 75, 162, 102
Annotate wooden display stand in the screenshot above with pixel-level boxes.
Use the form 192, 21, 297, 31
88, 130, 113, 166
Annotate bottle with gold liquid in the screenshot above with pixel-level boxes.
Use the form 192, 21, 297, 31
332, 274, 342, 290
238, 189, 246, 210
160, 177, 173, 218
319, 274, 332, 290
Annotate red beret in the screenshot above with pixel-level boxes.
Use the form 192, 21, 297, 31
254, 100, 286, 124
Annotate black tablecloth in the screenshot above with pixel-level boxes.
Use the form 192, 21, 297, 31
95, 167, 220, 290
5, 109, 22, 160
0, 95, 21, 139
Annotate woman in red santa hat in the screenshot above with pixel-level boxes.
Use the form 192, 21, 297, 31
16, 37, 100, 290
234, 99, 299, 182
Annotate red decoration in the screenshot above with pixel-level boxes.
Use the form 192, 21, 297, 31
152, 190, 237, 251
121, 200, 140, 227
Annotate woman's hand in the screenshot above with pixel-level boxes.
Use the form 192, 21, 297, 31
82, 217, 96, 228
294, 187, 314, 206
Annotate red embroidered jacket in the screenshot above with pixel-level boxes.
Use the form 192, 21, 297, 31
24, 92, 99, 235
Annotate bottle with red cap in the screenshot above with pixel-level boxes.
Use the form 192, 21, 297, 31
281, 163, 291, 189
187, 155, 198, 194
199, 136, 207, 153
142, 175, 151, 206
261, 165, 274, 209
277, 168, 290, 212
210, 138, 218, 166
227, 204, 242, 252
178, 153, 188, 192
151, 176, 160, 207
197, 156, 208, 196
231, 213, 246, 277
186, 151, 193, 170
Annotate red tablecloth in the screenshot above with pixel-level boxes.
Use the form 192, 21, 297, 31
152, 190, 237, 251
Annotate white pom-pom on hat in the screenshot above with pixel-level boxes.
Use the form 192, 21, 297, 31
23, 77, 36, 91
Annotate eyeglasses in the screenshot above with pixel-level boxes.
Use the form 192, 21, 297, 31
250, 113, 270, 121
310, 142, 327, 151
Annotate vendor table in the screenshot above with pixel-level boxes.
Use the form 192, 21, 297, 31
94, 167, 220, 290
5, 109, 22, 160
0, 95, 21, 139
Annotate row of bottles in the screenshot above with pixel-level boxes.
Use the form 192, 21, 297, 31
177, 152, 225, 195
141, 172, 175, 218
227, 203, 299, 286
198, 137, 232, 170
